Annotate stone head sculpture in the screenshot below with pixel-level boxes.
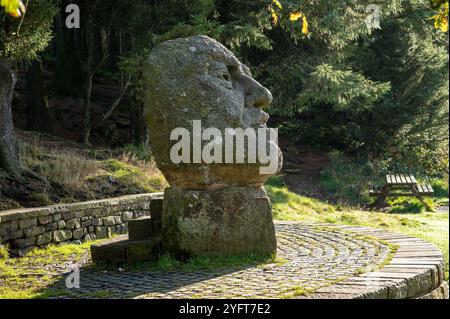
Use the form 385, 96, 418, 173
143, 35, 282, 190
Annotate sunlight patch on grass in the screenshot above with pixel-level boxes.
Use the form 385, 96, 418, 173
0, 241, 101, 299
266, 177, 449, 282
94, 159, 167, 193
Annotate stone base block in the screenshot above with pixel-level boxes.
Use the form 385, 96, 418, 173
150, 199, 163, 220
128, 217, 161, 241
162, 187, 277, 257
91, 235, 162, 264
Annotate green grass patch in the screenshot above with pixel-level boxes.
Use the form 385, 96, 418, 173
0, 245, 9, 262
388, 197, 428, 214
0, 241, 100, 299
266, 177, 449, 282
97, 159, 167, 193
319, 152, 448, 209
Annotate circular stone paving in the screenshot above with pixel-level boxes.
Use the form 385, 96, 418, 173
43, 223, 397, 299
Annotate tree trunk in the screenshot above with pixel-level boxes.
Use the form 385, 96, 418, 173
82, 73, 94, 145
54, 1, 83, 95
25, 60, 52, 134
130, 98, 148, 146
0, 59, 20, 175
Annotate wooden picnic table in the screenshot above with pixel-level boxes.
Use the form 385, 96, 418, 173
370, 174, 434, 209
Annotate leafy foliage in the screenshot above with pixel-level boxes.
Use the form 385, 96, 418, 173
0, 0, 25, 18
430, 0, 449, 31
61, 0, 447, 175
0, 0, 55, 62
2, 0, 446, 177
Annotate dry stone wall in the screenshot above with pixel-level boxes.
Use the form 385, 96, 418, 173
0, 193, 163, 256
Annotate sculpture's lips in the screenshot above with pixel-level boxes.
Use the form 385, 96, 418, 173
247, 110, 270, 128
259, 111, 270, 126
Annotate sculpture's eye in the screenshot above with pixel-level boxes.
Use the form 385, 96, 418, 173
227, 65, 239, 74
222, 73, 231, 82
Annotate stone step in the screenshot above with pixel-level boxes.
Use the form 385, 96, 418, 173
91, 235, 162, 264
125, 198, 163, 241
128, 217, 162, 241
150, 199, 163, 220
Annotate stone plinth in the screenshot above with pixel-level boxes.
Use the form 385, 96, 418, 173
91, 236, 162, 264
162, 186, 277, 257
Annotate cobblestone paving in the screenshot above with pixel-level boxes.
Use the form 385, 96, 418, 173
47, 223, 392, 299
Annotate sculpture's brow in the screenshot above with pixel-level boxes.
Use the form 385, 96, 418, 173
208, 49, 240, 68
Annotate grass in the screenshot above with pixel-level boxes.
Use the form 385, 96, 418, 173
266, 176, 449, 282
20, 138, 99, 190
0, 245, 9, 261
0, 241, 99, 299
94, 158, 167, 193
388, 197, 429, 214
319, 152, 449, 210
5, 135, 168, 209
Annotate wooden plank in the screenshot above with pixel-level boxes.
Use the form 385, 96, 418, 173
390, 175, 396, 184
395, 175, 401, 184
410, 175, 417, 184
404, 175, 412, 184
391, 175, 397, 184
387, 175, 392, 185
416, 185, 423, 193
400, 175, 407, 184
425, 185, 434, 194
392, 175, 397, 184
413, 184, 434, 195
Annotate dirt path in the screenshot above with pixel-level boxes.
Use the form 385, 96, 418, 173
279, 139, 330, 200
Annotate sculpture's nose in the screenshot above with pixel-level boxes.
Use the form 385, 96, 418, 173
243, 76, 273, 109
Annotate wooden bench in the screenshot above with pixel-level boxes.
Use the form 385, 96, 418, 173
369, 174, 434, 209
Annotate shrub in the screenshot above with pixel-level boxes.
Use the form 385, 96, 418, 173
319, 152, 390, 205
122, 144, 154, 163
388, 198, 430, 214
430, 177, 449, 199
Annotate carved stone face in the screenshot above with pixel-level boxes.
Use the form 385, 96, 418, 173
143, 35, 282, 190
